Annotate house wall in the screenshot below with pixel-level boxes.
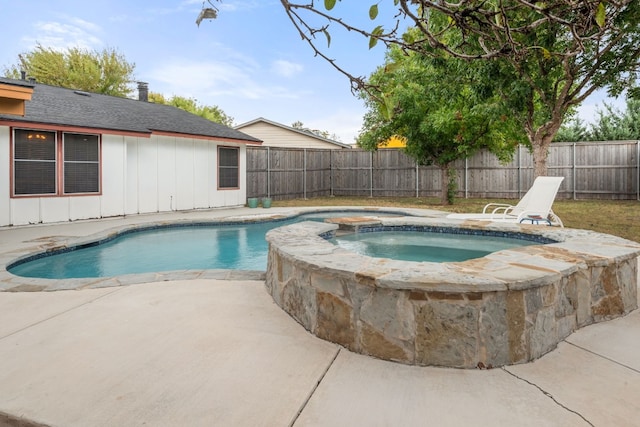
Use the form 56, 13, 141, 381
0, 127, 247, 226
238, 121, 341, 149
0, 126, 10, 226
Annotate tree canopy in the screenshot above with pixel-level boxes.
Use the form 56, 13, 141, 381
357, 43, 524, 203
291, 120, 342, 141
149, 93, 234, 127
555, 98, 640, 141
3, 44, 234, 126
3, 44, 135, 97
269, 1, 640, 177
199, 0, 639, 175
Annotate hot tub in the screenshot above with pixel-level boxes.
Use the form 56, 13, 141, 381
265, 216, 640, 368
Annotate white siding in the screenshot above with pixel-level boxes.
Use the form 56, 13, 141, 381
193, 142, 210, 209
156, 136, 177, 212
136, 137, 160, 213
1, 127, 248, 226
238, 122, 343, 149
70, 196, 101, 221
175, 137, 195, 211
125, 137, 140, 214
39, 198, 68, 223
101, 135, 126, 218
0, 127, 10, 226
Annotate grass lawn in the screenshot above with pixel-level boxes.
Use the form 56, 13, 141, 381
273, 196, 640, 243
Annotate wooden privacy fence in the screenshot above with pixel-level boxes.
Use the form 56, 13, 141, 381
246, 141, 640, 201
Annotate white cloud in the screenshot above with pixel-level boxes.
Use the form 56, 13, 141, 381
147, 58, 306, 102
24, 19, 103, 51
271, 59, 303, 78
217, 1, 262, 12
178, 0, 261, 14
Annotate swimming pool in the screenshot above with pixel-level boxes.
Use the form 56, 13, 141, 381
8, 211, 400, 279
8, 210, 539, 279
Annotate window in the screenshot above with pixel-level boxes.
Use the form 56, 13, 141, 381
218, 146, 239, 189
63, 133, 100, 193
12, 129, 100, 196
13, 130, 57, 195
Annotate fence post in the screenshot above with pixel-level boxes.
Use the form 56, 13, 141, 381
330, 150, 334, 197
573, 143, 577, 200
370, 151, 374, 198
637, 141, 639, 201
303, 149, 307, 200
464, 158, 468, 199
267, 146, 271, 198
517, 145, 522, 197
416, 160, 419, 198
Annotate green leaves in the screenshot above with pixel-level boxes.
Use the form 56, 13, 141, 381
11, 44, 135, 97
369, 4, 379, 20
379, 95, 395, 120
324, 0, 336, 11
595, 2, 606, 28
369, 25, 384, 49
323, 28, 332, 47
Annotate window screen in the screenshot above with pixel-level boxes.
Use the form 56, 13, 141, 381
218, 147, 239, 188
13, 130, 57, 195
12, 129, 101, 196
63, 133, 100, 194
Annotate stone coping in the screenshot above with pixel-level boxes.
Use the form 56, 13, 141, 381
265, 216, 640, 368
0, 207, 432, 292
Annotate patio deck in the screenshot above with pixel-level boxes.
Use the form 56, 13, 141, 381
0, 208, 638, 427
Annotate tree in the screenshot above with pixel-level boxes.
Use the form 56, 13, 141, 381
3, 44, 135, 97
553, 116, 590, 142
254, 1, 640, 177
555, 98, 640, 141
358, 45, 523, 204
149, 93, 234, 127
291, 120, 342, 141
590, 98, 640, 141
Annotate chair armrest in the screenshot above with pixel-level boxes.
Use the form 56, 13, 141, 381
482, 203, 513, 214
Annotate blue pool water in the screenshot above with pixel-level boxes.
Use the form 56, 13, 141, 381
9, 212, 539, 279
331, 231, 536, 263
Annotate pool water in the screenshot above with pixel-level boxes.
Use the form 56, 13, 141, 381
9, 212, 376, 279
330, 231, 536, 263
9, 212, 536, 279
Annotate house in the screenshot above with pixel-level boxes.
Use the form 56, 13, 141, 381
0, 78, 262, 227
378, 135, 407, 149
235, 117, 352, 149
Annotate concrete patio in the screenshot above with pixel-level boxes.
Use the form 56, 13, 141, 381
0, 208, 638, 426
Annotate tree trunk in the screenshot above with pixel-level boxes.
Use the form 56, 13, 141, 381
531, 138, 551, 177
528, 119, 563, 177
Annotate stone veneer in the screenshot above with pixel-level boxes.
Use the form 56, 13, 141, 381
265, 216, 640, 368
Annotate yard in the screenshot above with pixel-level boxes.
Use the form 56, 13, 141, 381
274, 197, 640, 243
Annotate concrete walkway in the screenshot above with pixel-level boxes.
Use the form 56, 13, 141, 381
0, 209, 639, 426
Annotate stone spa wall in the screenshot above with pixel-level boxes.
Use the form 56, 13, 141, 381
265, 217, 640, 368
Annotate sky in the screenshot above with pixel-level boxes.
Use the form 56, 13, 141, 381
0, 0, 627, 145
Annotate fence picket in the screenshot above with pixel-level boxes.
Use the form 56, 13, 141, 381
246, 142, 640, 200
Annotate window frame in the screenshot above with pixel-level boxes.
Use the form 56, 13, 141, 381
62, 132, 101, 195
217, 145, 240, 190
12, 129, 58, 196
11, 127, 102, 198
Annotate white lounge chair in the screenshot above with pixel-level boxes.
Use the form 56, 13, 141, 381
447, 176, 564, 227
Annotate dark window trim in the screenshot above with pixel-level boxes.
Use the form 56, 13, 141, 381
62, 132, 101, 195
217, 145, 240, 190
10, 127, 102, 198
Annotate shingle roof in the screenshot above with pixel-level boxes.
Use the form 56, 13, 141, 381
0, 77, 261, 144
235, 117, 352, 148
